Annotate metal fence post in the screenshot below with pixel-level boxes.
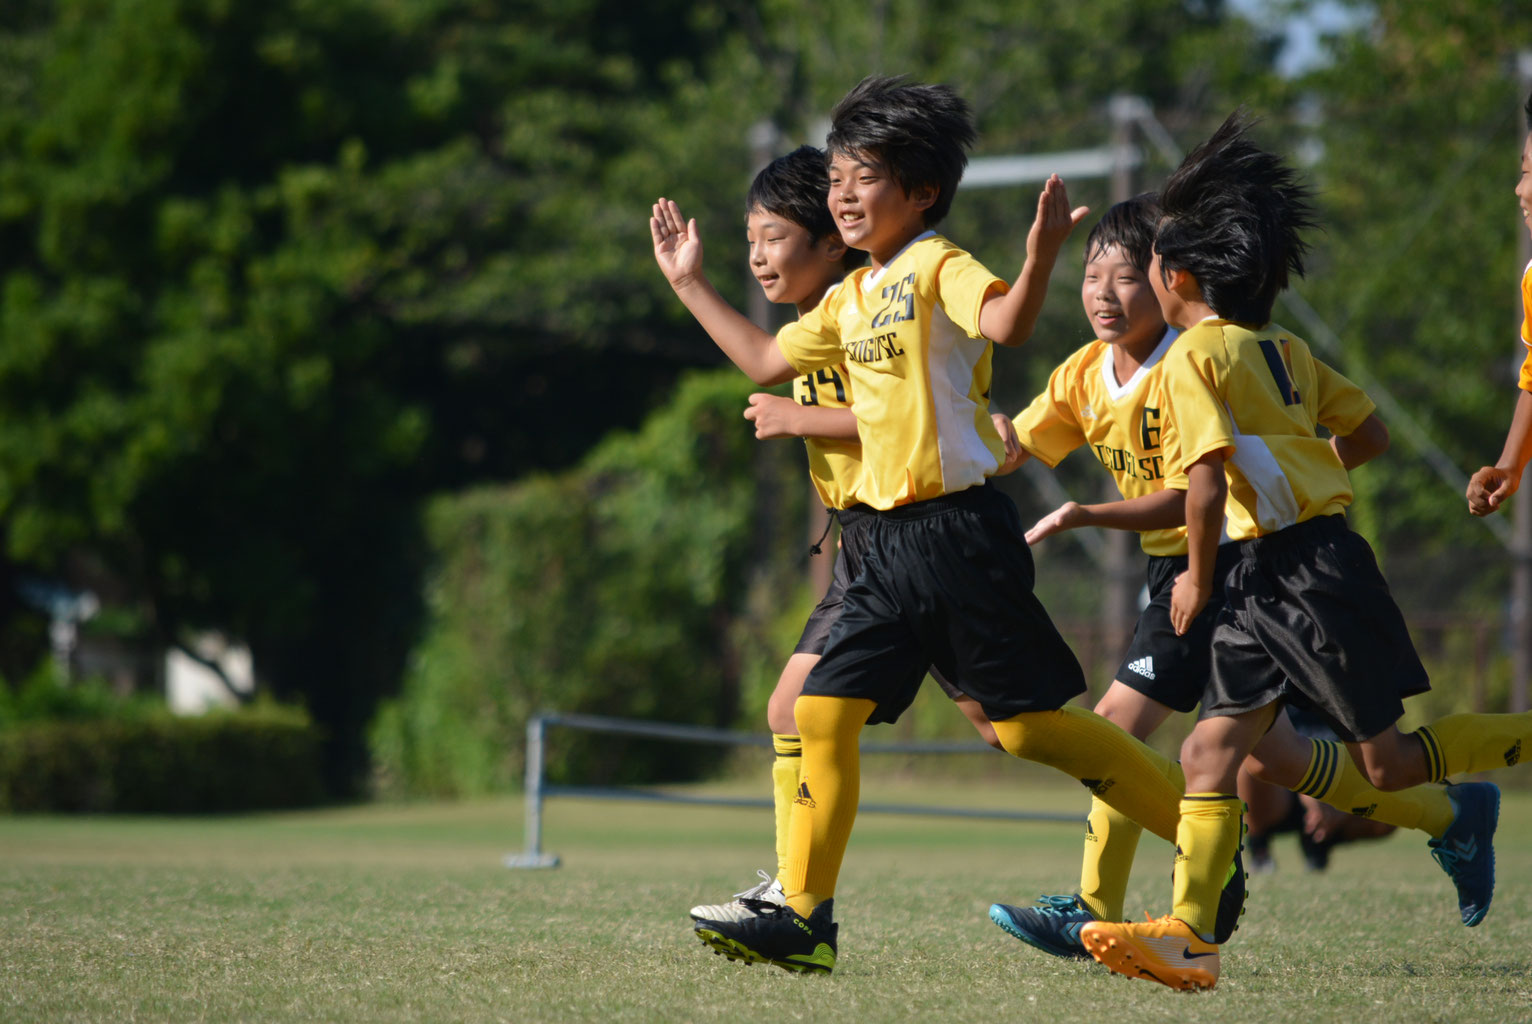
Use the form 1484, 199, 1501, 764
504, 713, 560, 868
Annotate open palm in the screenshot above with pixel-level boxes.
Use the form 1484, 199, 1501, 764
651, 197, 704, 285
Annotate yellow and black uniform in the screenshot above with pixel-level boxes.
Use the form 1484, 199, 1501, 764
1161, 318, 1427, 741
776, 232, 1084, 724
1517, 259, 1532, 392
758, 236, 1185, 933
778, 232, 1007, 509
1012, 327, 1235, 715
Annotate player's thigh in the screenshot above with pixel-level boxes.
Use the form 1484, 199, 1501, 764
768, 653, 820, 735
1181, 703, 1279, 793
1092, 680, 1176, 740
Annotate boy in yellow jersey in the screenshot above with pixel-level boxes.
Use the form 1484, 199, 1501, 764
1468, 91, 1532, 516
653, 74, 1192, 975
987, 196, 1478, 963
1081, 112, 1518, 992
686, 146, 1001, 924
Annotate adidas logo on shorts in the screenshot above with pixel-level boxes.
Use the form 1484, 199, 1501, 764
1127, 656, 1155, 680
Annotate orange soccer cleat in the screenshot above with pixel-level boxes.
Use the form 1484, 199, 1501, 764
1080, 914, 1219, 991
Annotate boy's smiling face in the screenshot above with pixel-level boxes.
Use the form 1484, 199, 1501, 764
1518, 131, 1532, 240
826, 150, 934, 269
746, 208, 844, 311
1082, 242, 1165, 354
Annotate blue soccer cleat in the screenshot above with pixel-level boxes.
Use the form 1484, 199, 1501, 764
989, 895, 1096, 959
1428, 781, 1499, 927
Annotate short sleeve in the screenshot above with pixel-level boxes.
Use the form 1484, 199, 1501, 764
1163, 337, 1236, 469
1012, 358, 1086, 467
777, 288, 845, 375
934, 249, 1007, 339
1311, 358, 1376, 437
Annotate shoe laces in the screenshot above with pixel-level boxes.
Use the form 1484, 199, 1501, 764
1035, 894, 1086, 917
732, 869, 776, 901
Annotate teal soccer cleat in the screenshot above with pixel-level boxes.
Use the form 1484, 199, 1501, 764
989, 895, 1096, 959
1428, 781, 1500, 927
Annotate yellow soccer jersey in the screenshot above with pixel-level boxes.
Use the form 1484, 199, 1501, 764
1161, 318, 1376, 540
792, 362, 862, 510
776, 232, 1007, 509
1518, 260, 1532, 391
1012, 328, 1186, 556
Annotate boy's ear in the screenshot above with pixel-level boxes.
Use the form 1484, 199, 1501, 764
821, 234, 848, 264
911, 183, 939, 212
1164, 266, 1196, 298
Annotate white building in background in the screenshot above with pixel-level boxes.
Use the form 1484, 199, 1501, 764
166, 633, 254, 713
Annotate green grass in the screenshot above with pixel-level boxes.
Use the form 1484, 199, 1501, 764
3, 768, 1531, 1023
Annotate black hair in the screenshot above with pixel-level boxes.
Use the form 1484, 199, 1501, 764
746, 145, 865, 270
825, 75, 976, 226
1524, 88, 1531, 131
1083, 192, 1160, 272
1154, 111, 1317, 324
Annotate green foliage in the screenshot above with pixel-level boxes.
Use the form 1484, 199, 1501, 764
369, 369, 811, 796
0, 701, 323, 813
0, 663, 160, 725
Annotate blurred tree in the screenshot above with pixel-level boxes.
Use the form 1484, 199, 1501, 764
0, 0, 750, 790
1289, 0, 1528, 610
0, 0, 1289, 790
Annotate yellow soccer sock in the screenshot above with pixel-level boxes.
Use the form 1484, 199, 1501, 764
1077, 794, 1142, 922
781, 695, 875, 918
771, 733, 802, 881
1415, 712, 1532, 782
991, 705, 1186, 843
1171, 794, 1244, 942
1293, 738, 1454, 837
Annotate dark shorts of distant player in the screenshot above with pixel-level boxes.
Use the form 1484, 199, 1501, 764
794, 505, 965, 701
800, 482, 1086, 725
1199, 515, 1430, 743
1114, 544, 1244, 714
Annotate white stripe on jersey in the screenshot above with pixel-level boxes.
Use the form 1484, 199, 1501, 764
1227, 419, 1303, 534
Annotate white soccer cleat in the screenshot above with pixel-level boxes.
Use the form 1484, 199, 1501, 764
689, 870, 786, 923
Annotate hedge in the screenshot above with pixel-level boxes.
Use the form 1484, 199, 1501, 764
0, 705, 324, 813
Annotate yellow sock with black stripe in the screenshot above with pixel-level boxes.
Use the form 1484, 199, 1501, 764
1077, 795, 1142, 922
781, 695, 875, 918
1293, 738, 1453, 837
771, 734, 802, 881
991, 705, 1186, 843
1414, 712, 1532, 782
1171, 794, 1243, 942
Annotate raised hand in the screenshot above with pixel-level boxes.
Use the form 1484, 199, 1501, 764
651, 197, 704, 287
1026, 174, 1091, 264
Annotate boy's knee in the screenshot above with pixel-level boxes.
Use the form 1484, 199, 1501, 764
792, 694, 875, 743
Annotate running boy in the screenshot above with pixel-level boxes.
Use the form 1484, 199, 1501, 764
987, 196, 1479, 963
1081, 112, 1520, 992
1467, 91, 1532, 516
652, 75, 1190, 974
686, 145, 1003, 925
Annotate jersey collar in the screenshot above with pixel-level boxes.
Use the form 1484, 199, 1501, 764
1099, 326, 1179, 402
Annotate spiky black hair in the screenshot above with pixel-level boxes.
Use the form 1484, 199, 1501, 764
1084, 192, 1160, 272
1154, 111, 1317, 324
1524, 88, 1531, 131
825, 75, 976, 226
745, 145, 864, 270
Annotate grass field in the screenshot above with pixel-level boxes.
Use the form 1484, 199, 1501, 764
3, 766, 1530, 1023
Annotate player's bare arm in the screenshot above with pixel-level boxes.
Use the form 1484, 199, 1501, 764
991, 412, 1028, 473
1469, 389, 1532, 516
651, 198, 796, 385
978, 175, 1090, 346
744, 394, 859, 441
1171, 455, 1227, 635
1331, 413, 1389, 469
1026, 488, 1187, 546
